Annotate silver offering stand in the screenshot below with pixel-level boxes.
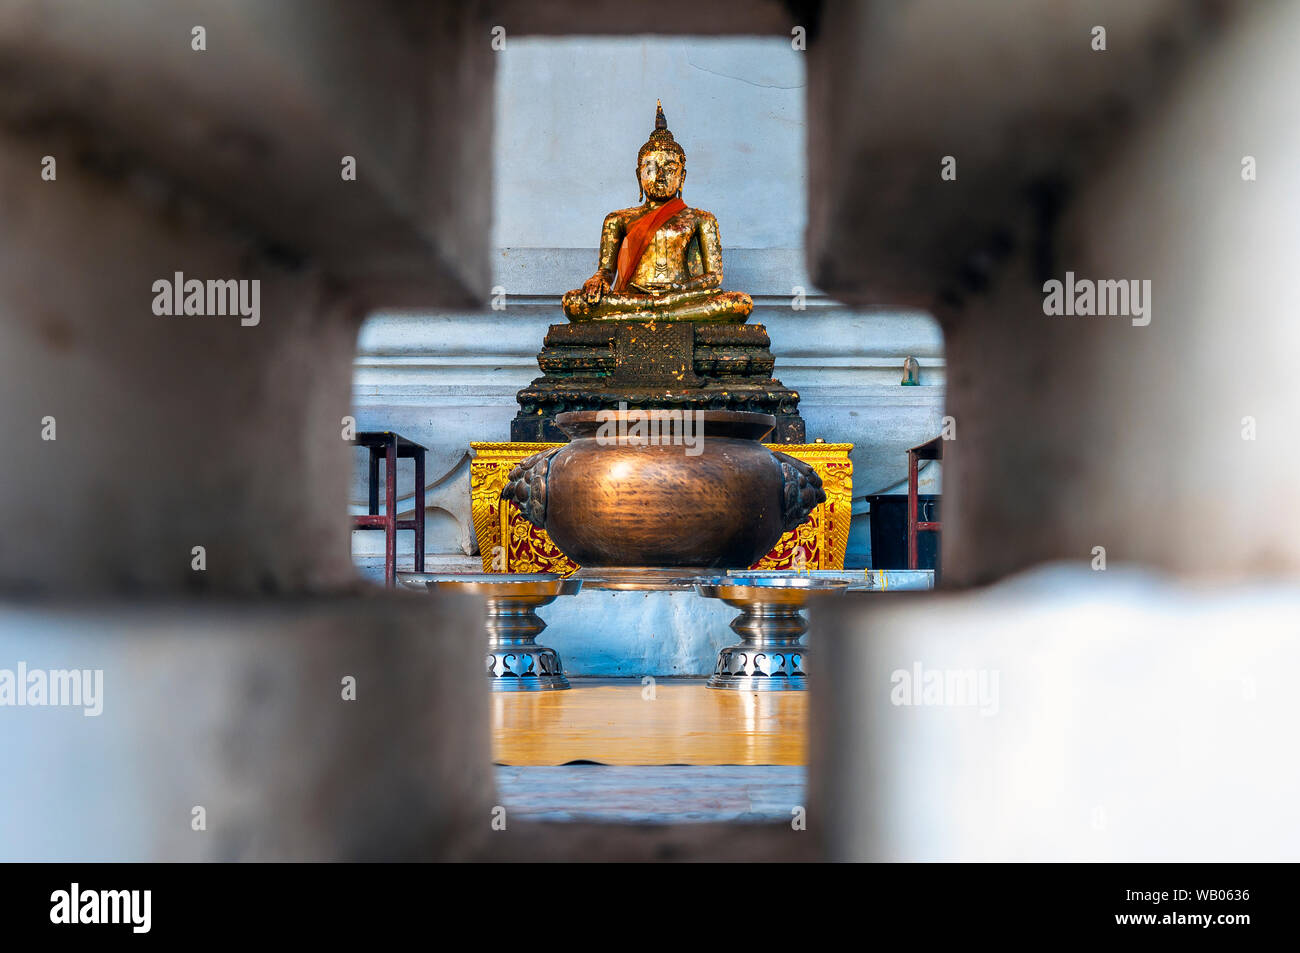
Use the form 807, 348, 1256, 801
398, 572, 581, 691
695, 576, 851, 691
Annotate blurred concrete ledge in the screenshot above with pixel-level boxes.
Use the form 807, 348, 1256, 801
0, 592, 493, 861
810, 564, 1300, 861
480, 0, 797, 37
468, 820, 818, 862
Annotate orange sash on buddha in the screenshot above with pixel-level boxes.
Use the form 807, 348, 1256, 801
612, 197, 686, 292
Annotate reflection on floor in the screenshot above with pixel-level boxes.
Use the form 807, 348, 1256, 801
496, 765, 806, 824
492, 677, 807, 766
492, 678, 807, 824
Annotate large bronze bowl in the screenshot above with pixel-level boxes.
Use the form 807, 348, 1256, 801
500, 409, 825, 570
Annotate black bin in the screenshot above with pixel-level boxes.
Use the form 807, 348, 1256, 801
865, 494, 940, 571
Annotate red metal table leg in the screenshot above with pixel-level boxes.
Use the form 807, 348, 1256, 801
368, 448, 380, 515
907, 449, 919, 570
414, 448, 425, 572
384, 437, 397, 587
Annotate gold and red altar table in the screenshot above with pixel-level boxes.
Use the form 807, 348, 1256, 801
470, 441, 853, 574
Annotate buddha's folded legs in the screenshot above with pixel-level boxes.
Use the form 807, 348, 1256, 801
562, 287, 752, 323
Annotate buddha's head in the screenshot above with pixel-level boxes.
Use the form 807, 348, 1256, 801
636, 100, 685, 202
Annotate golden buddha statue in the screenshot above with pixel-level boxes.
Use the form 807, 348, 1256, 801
561, 101, 753, 323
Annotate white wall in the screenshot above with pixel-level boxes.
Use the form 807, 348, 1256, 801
493, 37, 806, 250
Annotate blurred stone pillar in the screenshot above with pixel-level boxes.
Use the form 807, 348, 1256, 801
0, 0, 493, 596
807, 0, 1300, 586
0, 134, 362, 593
807, 0, 1300, 862
0, 0, 497, 860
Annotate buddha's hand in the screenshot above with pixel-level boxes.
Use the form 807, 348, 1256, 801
581, 273, 610, 305
669, 273, 720, 293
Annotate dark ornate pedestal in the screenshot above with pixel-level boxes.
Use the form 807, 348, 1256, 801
511, 319, 806, 443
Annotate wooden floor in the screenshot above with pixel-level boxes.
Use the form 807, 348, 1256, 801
491, 678, 807, 766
